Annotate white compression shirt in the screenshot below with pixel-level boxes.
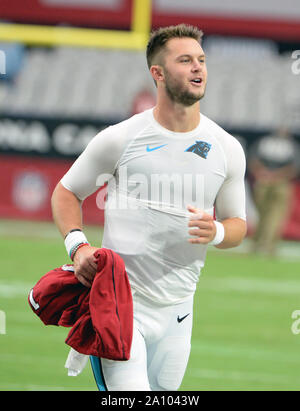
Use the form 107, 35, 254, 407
61, 108, 246, 304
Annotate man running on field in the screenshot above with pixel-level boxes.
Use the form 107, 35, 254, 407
51, 24, 247, 391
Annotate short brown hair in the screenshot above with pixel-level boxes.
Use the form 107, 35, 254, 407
146, 24, 204, 69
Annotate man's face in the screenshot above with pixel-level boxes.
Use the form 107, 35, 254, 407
161, 37, 207, 106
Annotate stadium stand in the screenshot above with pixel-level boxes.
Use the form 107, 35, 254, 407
0, 46, 154, 119
0, 36, 299, 132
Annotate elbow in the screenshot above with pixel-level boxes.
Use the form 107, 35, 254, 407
234, 220, 248, 247
215, 219, 247, 249
234, 236, 245, 248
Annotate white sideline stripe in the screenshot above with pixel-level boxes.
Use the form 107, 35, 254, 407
200, 277, 300, 295
213, 239, 300, 262
192, 341, 299, 365
1, 274, 300, 299
0, 282, 32, 298
190, 368, 291, 385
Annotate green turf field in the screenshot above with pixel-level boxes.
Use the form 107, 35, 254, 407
0, 220, 300, 391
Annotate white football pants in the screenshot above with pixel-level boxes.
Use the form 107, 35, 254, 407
90, 291, 194, 391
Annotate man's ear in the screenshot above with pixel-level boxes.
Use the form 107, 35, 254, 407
150, 65, 164, 84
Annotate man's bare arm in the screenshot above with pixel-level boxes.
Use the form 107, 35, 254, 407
51, 182, 83, 237
51, 182, 98, 287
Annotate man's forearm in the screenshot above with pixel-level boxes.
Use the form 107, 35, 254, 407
51, 182, 83, 238
215, 218, 247, 249
51, 182, 99, 287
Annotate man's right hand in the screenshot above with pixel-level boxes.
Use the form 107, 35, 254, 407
73, 245, 100, 287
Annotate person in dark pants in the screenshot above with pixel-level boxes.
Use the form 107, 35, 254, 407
249, 127, 299, 256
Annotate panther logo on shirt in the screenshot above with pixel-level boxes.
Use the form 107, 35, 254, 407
185, 141, 212, 159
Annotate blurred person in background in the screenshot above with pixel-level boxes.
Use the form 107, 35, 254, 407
248, 126, 300, 256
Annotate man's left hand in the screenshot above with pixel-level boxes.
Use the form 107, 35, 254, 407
187, 205, 216, 244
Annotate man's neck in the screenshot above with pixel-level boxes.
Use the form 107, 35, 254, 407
153, 99, 200, 133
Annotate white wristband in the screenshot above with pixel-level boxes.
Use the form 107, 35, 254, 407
209, 221, 225, 246
64, 230, 89, 257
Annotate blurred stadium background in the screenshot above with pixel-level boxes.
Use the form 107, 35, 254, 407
0, 0, 300, 391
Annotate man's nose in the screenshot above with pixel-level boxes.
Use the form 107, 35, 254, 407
191, 59, 201, 71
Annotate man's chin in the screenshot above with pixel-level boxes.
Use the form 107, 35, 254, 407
181, 91, 205, 106
166, 84, 205, 106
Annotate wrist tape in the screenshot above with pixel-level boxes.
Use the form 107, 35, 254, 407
64, 230, 89, 259
209, 221, 225, 246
